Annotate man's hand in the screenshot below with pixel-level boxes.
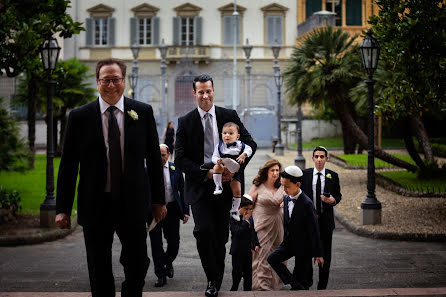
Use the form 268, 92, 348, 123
314, 257, 324, 267
236, 153, 247, 164
152, 204, 167, 222
55, 213, 71, 229
321, 194, 336, 205
222, 167, 234, 182
183, 214, 190, 224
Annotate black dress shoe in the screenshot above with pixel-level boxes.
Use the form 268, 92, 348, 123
166, 265, 174, 278
290, 281, 305, 290
205, 281, 218, 297
155, 276, 167, 287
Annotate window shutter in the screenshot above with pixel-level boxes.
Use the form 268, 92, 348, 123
346, 0, 361, 26
274, 17, 282, 44
108, 17, 116, 46
224, 16, 233, 45
173, 16, 181, 45
86, 18, 93, 46
194, 16, 203, 45
306, 0, 322, 18
130, 17, 138, 45
266, 16, 274, 44
153, 17, 160, 45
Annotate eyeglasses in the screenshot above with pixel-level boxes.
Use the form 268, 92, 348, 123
98, 77, 124, 85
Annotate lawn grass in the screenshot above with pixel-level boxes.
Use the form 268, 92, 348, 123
0, 154, 77, 215
336, 153, 415, 168
379, 171, 446, 193
289, 137, 405, 149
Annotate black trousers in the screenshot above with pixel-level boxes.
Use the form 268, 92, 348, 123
82, 210, 150, 297
230, 252, 252, 291
191, 187, 232, 289
149, 201, 181, 278
267, 245, 313, 289
316, 218, 333, 290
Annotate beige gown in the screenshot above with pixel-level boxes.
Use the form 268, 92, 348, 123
251, 184, 285, 291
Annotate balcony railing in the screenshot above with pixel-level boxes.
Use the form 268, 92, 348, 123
167, 46, 210, 63
297, 10, 336, 37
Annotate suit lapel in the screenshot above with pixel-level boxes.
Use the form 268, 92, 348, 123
123, 97, 134, 164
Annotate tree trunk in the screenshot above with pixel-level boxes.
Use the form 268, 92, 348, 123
410, 116, 434, 162
332, 96, 418, 172
26, 74, 37, 169
402, 124, 425, 169
341, 124, 356, 154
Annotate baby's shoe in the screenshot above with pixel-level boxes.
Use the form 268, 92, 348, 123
213, 186, 223, 195
231, 210, 241, 221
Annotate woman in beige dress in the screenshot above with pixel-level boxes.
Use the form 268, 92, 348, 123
249, 159, 285, 291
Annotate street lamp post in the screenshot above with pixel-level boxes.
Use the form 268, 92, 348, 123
243, 39, 253, 112
158, 39, 168, 127
359, 30, 382, 225
272, 42, 284, 156
39, 35, 61, 227
232, 0, 239, 111
130, 41, 140, 100
294, 105, 306, 169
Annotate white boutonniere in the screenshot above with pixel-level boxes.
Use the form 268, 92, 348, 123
326, 173, 332, 179
170, 165, 175, 171
128, 110, 138, 120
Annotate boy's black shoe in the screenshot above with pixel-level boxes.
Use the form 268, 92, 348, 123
154, 276, 166, 287
166, 263, 174, 278
290, 281, 305, 290
205, 281, 218, 297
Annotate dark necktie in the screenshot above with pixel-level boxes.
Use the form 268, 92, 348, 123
316, 172, 322, 216
203, 113, 214, 163
107, 106, 122, 202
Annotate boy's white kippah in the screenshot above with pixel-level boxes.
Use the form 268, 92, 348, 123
243, 194, 253, 201
284, 165, 303, 178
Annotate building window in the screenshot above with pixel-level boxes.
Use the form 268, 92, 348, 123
325, 0, 342, 26
346, 0, 362, 26
261, 3, 288, 46
86, 4, 115, 47
219, 4, 245, 46
181, 17, 194, 46
173, 3, 202, 46
131, 4, 160, 45
94, 18, 108, 45
306, 0, 322, 19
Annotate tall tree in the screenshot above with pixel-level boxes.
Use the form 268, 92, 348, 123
367, 0, 446, 172
0, 0, 83, 168
15, 58, 97, 155
284, 26, 418, 172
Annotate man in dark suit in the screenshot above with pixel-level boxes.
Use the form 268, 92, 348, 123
149, 144, 190, 287
267, 166, 323, 290
301, 146, 342, 290
175, 74, 257, 297
55, 58, 167, 297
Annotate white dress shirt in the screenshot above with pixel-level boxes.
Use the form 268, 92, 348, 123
312, 167, 326, 209
287, 189, 303, 219
99, 95, 125, 192
163, 162, 174, 203
211, 140, 253, 164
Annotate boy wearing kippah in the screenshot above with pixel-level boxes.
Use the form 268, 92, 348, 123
229, 194, 260, 291
267, 165, 323, 290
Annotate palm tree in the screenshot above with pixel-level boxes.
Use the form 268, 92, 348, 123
284, 26, 417, 172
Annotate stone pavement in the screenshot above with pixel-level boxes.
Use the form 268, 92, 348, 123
0, 149, 446, 294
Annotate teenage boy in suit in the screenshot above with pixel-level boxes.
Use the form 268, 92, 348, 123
267, 166, 323, 290
229, 194, 260, 291
149, 144, 190, 287
175, 74, 256, 297
301, 146, 342, 290
55, 58, 167, 297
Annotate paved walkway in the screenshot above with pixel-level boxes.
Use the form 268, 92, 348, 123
1, 150, 446, 294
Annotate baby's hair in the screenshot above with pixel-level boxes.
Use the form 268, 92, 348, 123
223, 122, 240, 133
240, 195, 254, 208
280, 170, 302, 184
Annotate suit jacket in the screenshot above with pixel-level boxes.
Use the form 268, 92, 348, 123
56, 97, 165, 227
229, 216, 260, 256
167, 161, 190, 220
301, 168, 342, 231
282, 192, 322, 258
175, 105, 257, 206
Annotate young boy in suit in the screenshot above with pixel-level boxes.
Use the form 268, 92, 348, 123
267, 166, 324, 290
229, 194, 260, 291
